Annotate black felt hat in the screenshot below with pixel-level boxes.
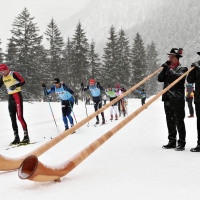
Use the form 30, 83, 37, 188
167, 48, 183, 58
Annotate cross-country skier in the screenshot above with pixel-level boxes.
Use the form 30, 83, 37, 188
81, 79, 105, 124
115, 84, 126, 117
42, 78, 74, 131
121, 87, 128, 116
135, 88, 147, 105
0, 63, 29, 145
185, 83, 194, 118
105, 85, 118, 120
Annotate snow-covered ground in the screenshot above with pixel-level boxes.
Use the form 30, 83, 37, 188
0, 98, 199, 200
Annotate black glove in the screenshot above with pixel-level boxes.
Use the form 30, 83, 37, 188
166, 68, 175, 76
121, 88, 126, 92
191, 62, 200, 68
185, 97, 189, 102
97, 82, 100, 86
81, 83, 84, 87
62, 83, 67, 88
42, 83, 46, 88
9, 85, 16, 91
161, 61, 171, 70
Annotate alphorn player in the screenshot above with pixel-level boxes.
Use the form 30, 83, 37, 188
187, 52, 200, 152
158, 48, 188, 151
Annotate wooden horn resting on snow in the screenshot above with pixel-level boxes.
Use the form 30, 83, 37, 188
18, 67, 194, 182
0, 68, 162, 171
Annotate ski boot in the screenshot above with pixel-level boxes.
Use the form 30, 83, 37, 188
10, 134, 20, 145
123, 110, 126, 117
71, 124, 75, 134
102, 117, 106, 124
110, 114, 113, 121
115, 114, 118, 120
20, 131, 30, 145
96, 120, 100, 125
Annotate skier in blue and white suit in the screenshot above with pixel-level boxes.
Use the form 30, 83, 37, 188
81, 79, 105, 124
42, 78, 74, 131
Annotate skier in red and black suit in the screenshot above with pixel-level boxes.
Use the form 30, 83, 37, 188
0, 63, 29, 145
158, 48, 188, 151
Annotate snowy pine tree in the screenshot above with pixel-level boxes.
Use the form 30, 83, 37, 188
146, 41, 161, 95
116, 28, 131, 89
6, 8, 43, 99
5, 39, 18, 66
62, 37, 74, 86
45, 18, 64, 81
0, 39, 4, 63
102, 25, 119, 88
130, 33, 148, 92
88, 40, 102, 82
70, 22, 90, 90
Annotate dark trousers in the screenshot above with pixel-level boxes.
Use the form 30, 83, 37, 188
93, 100, 104, 121
61, 100, 74, 128
141, 98, 146, 105
62, 100, 74, 116
164, 100, 186, 146
195, 103, 200, 144
187, 98, 194, 115
8, 92, 27, 134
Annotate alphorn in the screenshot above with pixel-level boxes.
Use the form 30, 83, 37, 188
0, 68, 162, 171
18, 67, 194, 182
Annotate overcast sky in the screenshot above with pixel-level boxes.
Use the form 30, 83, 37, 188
0, 0, 90, 51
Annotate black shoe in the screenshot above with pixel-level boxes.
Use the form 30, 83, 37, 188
162, 141, 176, 149
102, 118, 105, 124
96, 121, 99, 125
190, 145, 200, 152
10, 136, 20, 145
175, 145, 185, 151
20, 135, 30, 144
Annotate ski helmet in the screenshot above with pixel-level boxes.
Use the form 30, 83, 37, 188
0, 63, 9, 72
116, 84, 120, 88
89, 79, 95, 84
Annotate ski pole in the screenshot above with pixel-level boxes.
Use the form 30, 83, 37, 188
44, 88, 59, 133
67, 97, 78, 125
84, 98, 89, 126
64, 88, 78, 125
